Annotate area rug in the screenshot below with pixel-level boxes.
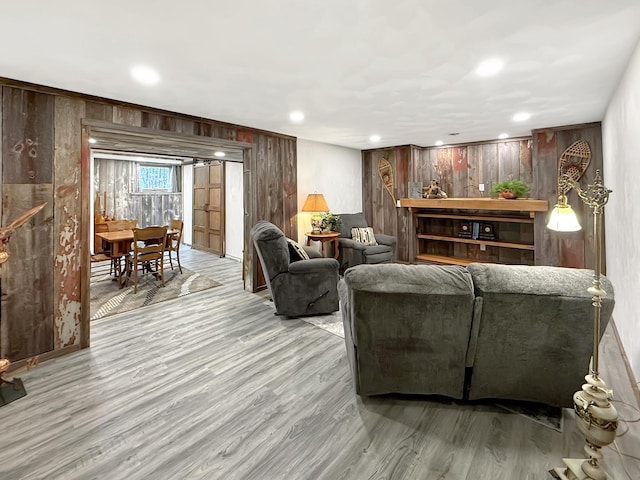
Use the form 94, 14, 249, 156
300, 312, 344, 338
299, 309, 563, 432
90, 267, 221, 320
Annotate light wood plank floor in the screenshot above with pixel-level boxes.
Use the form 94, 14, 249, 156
3, 248, 639, 480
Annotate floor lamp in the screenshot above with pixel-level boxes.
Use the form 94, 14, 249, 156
547, 170, 618, 480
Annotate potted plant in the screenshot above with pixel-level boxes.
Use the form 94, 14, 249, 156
320, 212, 342, 232
490, 180, 530, 199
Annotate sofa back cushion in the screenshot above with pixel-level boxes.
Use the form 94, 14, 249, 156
466, 262, 615, 406
342, 263, 475, 398
250, 221, 290, 278
337, 212, 368, 238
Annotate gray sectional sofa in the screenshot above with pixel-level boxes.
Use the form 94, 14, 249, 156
338, 262, 615, 407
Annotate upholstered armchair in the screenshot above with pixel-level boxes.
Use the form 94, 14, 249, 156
250, 220, 339, 317
335, 212, 396, 272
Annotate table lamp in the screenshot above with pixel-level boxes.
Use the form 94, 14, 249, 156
547, 170, 618, 480
302, 193, 329, 234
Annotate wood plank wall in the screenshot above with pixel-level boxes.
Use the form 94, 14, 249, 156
363, 125, 602, 268
93, 158, 183, 228
532, 123, 603, 270
0, 79, 297, 363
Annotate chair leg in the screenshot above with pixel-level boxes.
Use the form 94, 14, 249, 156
133, 260, 138, 294
176, 249, 182, 274
168, 250, 174, 270
159, 258, 165, 287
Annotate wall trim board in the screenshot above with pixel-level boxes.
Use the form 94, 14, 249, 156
532, 121, 601, 134
611, 319, 640, 408
362, 137, 533, 153
0, 77, 297, 142
6, 344, 82, 375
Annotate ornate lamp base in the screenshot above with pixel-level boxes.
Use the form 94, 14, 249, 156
551, 458, 596, 479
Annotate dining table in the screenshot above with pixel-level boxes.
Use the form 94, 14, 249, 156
96, 228, 179, 287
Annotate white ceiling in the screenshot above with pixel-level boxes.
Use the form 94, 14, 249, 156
3, 1, 640, 150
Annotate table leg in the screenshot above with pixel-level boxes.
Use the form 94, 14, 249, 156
333, 238, 339, 259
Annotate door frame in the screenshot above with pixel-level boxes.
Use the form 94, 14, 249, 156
80, 120, 259, 349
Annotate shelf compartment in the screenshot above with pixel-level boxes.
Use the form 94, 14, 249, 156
415, 254, 482, 266
415, 213, 534, 224
417, 234, 535, 251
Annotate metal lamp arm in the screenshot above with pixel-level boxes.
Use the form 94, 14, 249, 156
559, 170, 611, 213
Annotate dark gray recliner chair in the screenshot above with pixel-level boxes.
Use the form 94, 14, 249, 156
251, 220, 339, 317
336, 212, 397, 272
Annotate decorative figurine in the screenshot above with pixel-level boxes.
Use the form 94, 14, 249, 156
423, 179, 448, 199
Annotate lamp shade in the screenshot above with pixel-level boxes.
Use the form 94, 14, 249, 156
302, 193, 329, 213
546, 203, 582, 232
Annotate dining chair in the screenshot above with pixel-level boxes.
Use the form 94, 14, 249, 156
106, 219, 138, 232
166, 219, 184, 274
91, 222, 110, 263
125, 226, 168, 294
106, 219, 138, 277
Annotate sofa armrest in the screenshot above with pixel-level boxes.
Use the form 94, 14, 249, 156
374, 233, 396, 247
288, 258, 339, 275
338, 238, 367, 251
302, 245, 322, 258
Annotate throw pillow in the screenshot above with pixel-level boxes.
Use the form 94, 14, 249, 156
286, 238, 311, 262
351, 227, 378, 246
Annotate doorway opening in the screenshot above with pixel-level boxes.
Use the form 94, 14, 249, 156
82, 120, 255, 343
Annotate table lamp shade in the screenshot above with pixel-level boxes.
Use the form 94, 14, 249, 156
302, 194, 329, 213
302, 193, 329, 234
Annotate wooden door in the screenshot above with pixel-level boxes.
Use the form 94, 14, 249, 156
193, 161, 225, 256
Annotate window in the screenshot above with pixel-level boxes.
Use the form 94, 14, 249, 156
138, 165, 173, 192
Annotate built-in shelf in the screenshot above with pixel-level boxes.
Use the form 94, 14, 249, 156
402, 197, 549, 266
400, 197, 548, 217
415, 213, 534, 224
417, 234, 535, 251
415, 254, 478, 266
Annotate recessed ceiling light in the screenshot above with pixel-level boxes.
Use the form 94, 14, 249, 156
513, 112, 531, 122
369, 134, 381, 142
131, 65, 160, 86
476, 58, 504, 77
434, 140, 444, 146
214, 151, 226, 158
89, 138, 97, 144
289, 111, 304, 123
498, 133, 509, 139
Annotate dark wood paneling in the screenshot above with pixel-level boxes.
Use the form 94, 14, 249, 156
532, 123, 603, 269
481, 143, 499, 190
498, 141, 520, 182
1, 185, 53, 360
0, 77, 297, 361
281, 138, 297, 241
53, 96, 84, 349
85, 101, 113, 122
2, 87, 54, 184
364, 133, 598, 266
451, 146, 468, 198
113, 106, 142, 127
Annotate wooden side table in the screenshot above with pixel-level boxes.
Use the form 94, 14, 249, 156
306, 231, 340, 259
